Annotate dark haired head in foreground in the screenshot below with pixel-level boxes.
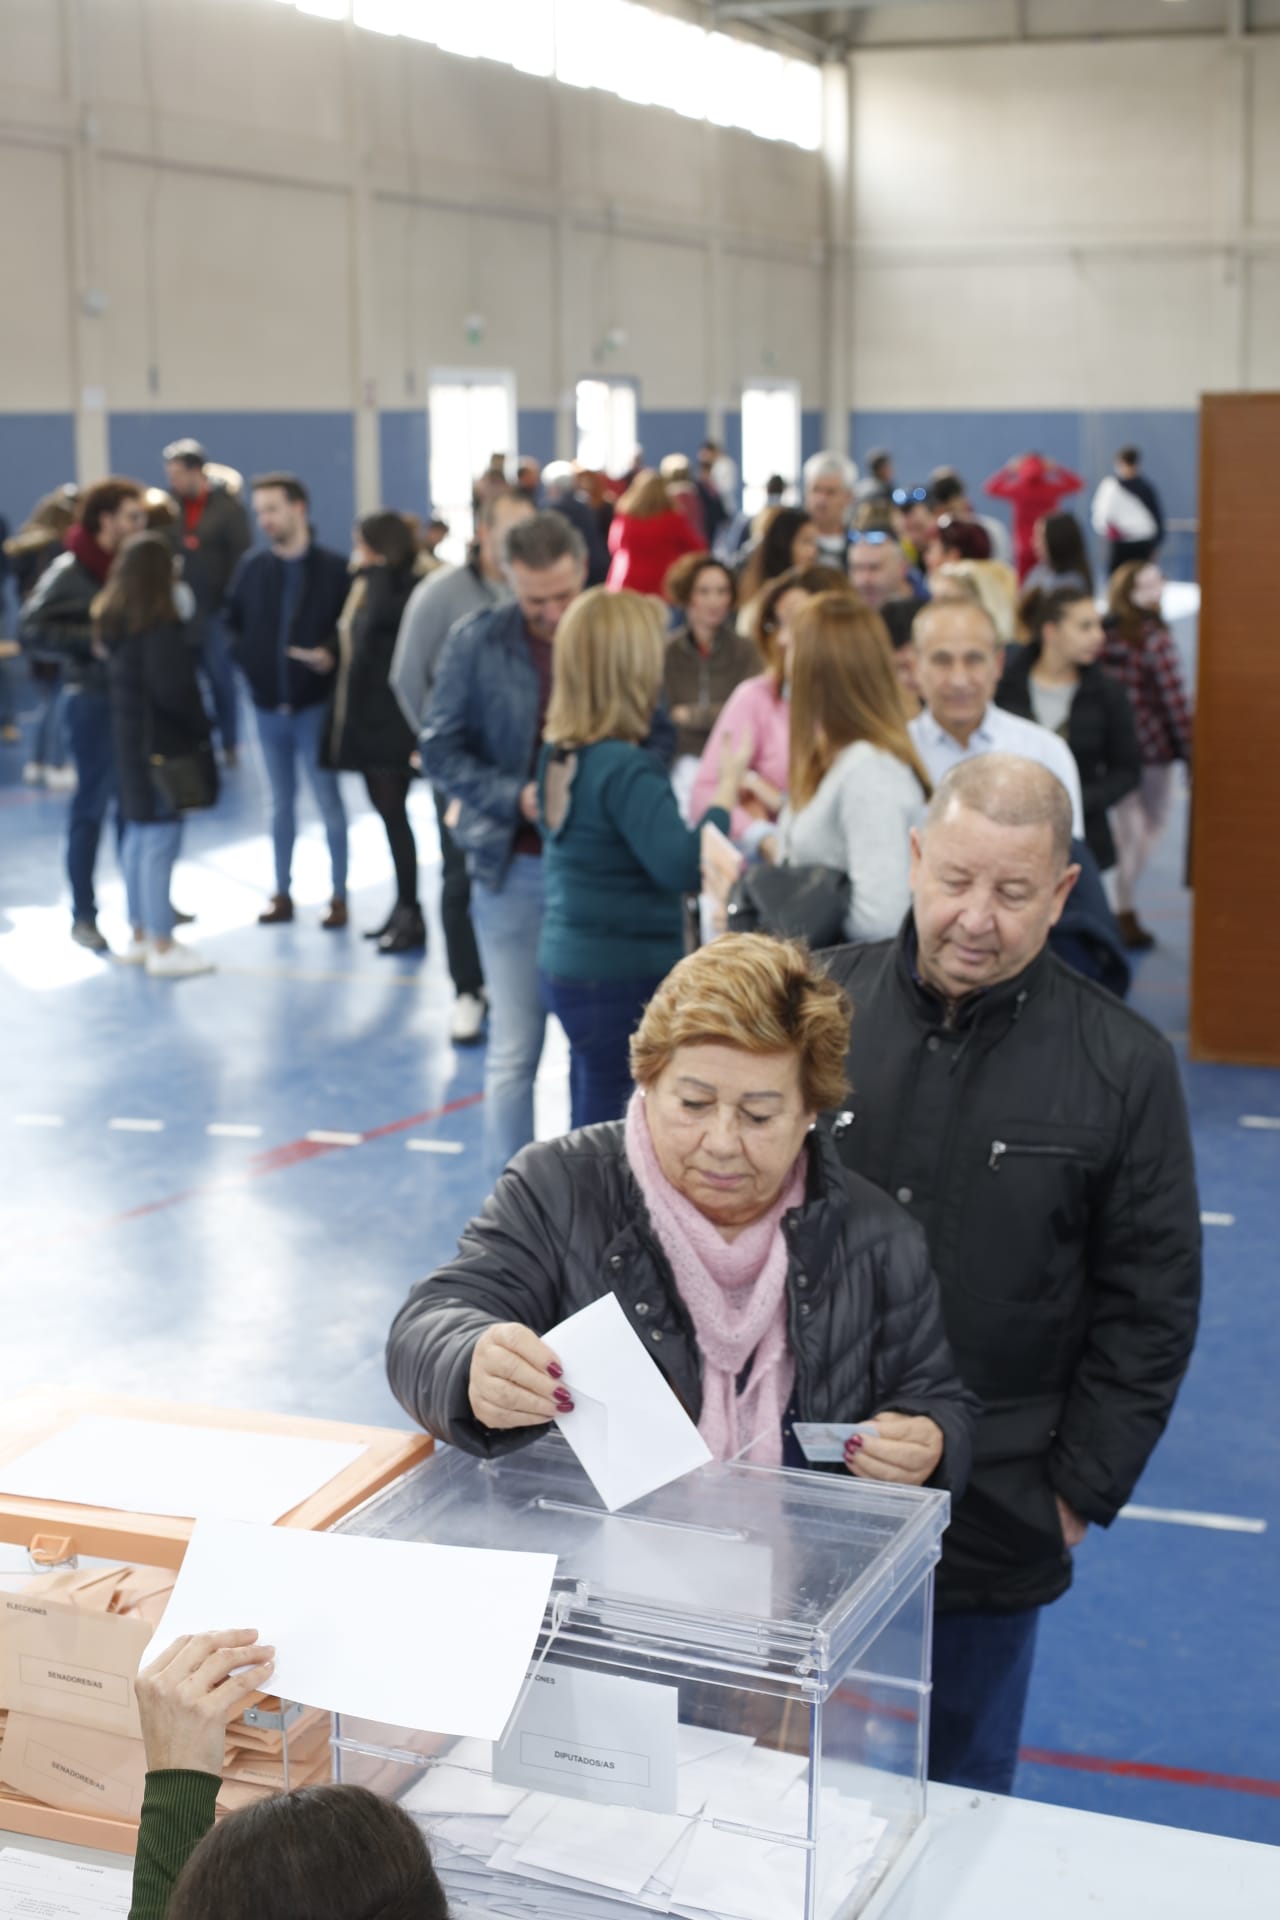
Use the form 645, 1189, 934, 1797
167, 1783, 447, 1920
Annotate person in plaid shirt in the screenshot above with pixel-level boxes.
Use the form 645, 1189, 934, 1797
1100, 560, 1193, 950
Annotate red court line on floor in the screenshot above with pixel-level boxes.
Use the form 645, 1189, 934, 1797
10, 1090, 485, 1252
1019, 1747, 1280, 1799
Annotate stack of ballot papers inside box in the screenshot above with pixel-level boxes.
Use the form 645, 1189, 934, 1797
398, 1725, 889, 1920
0, 1563, 331, 1830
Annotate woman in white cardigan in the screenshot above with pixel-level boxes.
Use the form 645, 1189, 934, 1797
758, 592, 933, 943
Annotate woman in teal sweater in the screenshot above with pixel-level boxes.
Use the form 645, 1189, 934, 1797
538, 588, 749, 1128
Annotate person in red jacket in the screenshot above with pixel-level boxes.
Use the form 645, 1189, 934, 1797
984, 452, 1082, 581
606, 469, 705, 598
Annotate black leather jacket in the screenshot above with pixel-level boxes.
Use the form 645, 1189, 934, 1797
387, 1120, 977, 1496
19, 553, 106, 693
823, 922, 1202, 1612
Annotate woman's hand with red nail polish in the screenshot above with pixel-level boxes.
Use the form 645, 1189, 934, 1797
469, 1323, 567, 1431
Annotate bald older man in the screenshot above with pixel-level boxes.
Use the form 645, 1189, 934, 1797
823, 756, 1201, 1795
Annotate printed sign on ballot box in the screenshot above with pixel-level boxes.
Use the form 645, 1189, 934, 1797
493, 1661, 678, 1814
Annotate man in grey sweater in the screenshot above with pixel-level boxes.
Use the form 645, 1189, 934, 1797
390, 490, 532, 1044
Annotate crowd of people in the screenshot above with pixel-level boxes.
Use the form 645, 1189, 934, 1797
1, 430, 1204, 1908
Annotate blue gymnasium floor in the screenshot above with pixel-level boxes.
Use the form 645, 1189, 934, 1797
1, 709, 1278, 1848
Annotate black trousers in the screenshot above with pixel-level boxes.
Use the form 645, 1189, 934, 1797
434, 786, 484, 997
364, 770, 419, 909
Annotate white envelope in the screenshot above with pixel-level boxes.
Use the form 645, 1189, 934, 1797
548, 1295, 712, 1512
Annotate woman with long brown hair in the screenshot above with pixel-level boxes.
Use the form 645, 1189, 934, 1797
97, 532, 215, 976
1098, 558, 1193, 949
759, 592, 932, 942
604, 468, 705, 597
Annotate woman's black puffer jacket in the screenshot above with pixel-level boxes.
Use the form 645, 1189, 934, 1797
387, 1120, 978, 1495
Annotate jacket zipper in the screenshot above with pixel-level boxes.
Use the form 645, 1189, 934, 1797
989, 1140, 1090, 1173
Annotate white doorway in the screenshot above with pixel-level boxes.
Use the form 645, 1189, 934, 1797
740, 381, 801, 518
576, 378, 638, 478
428, 370, 517, 565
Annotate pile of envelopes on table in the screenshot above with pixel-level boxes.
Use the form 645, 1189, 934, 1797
0, 1563, 329, 1832
398, 1724, 889, 1920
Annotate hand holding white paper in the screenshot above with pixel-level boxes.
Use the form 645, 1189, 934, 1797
548, 1294, 712, 1511
147, 1519, 556, 1741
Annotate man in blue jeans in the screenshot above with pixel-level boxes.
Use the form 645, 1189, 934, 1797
224, 473, 350, 928
19, 477, 148, 949
423, 514, 589, 1179
162, 439, 251, 767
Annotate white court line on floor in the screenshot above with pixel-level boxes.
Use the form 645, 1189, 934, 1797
1200, 1211, 1235, 1226
206, 1123, 265, 1139
405, 1139, 466, 1155
1238, 1115, 1280, 1131
13, 1114, 65, 1127
108, 1118, 165, 1133
305, 1130, 364, 1147
1120, 1504, 1266, 1535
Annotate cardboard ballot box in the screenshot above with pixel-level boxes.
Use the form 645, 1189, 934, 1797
0, 1388, 431, 1854
322, 1437, 948, 1920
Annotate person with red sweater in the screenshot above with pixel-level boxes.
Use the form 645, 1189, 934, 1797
984, 452, 1082, 581
605, 469, 705, 598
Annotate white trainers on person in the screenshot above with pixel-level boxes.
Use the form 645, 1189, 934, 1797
115, 938, 149, 967
450, 992, 488, 1045
146, 942, 215, 979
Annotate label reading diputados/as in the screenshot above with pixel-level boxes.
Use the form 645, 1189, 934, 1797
492, 1662, 678, 1813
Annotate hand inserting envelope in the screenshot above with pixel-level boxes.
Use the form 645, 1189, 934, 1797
546, 1295, 712, 1512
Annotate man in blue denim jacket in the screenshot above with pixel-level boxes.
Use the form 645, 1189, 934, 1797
424, 512, 674, 1179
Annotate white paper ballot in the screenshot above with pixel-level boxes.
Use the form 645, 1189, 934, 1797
548, 1295, 711, 1512
0, 1847, 132, 1919
148, 1518, 557, 1741
0, 1417, 366, 1525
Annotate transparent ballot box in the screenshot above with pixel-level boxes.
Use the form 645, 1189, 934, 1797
324, 1437, 948, 1920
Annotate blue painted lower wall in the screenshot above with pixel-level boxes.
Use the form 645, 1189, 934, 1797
379, 410, 429, 519
517, 410, 558, 471
109, 411, 356, 551
0, 415, 78, 538
0, 406, 1201, 579
638, 410, 708, 470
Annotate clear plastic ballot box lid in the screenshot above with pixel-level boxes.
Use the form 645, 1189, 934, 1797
325, 1438, 949, 1920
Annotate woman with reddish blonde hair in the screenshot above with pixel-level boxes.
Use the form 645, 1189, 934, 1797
389, 933, 976, 1487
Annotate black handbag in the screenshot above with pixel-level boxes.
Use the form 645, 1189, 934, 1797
150, 739, 220, 814
726, 863, 851, 948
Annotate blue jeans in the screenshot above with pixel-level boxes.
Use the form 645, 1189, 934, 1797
471, 855, 547, 1179
199, 616, 239, 753
122, 819, 183, 940
34, 681, 68, 767
929, 1607, 1041, 1795
254, 702, 348, 899
64, 687, 117, 925
541, 970, 665, 1129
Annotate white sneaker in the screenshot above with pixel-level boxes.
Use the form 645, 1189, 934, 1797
44, 764, 78, 792
115, 937, 149, 967
146, 942, 215, 979
450, 991, 488, 1045
22, 761, 43, 785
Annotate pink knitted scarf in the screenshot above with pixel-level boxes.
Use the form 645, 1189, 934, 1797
624, 1092, 805, 1467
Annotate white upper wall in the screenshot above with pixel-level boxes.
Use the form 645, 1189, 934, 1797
0, 0, 825, 417
850, 31, 1280, 409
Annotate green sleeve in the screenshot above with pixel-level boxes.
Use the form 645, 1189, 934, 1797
602, 751, 726, 892
129, 1770, 221, 1920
